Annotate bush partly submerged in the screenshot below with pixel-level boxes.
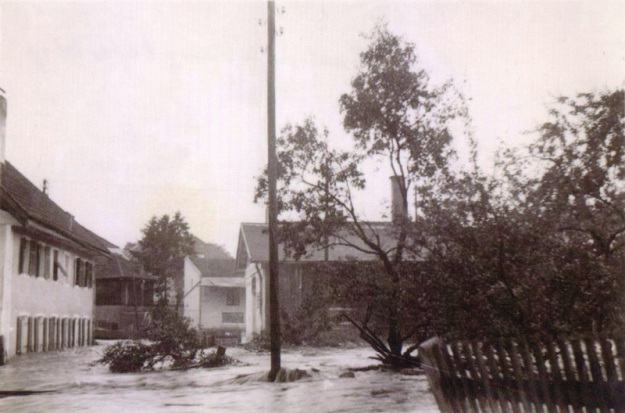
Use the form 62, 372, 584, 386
94, 306, 239, 373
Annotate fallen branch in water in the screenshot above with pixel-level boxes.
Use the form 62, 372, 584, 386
340, 313, 420, 369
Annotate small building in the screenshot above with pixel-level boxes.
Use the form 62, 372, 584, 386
94, 249, 156, 339
235, 179, 422, 342
0, 93, 112, 361
183, 237, 243, 345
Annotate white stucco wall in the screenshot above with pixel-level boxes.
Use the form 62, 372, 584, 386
0, 224, 96, 359
244, 263, 268, 341
183, 257, 202, 328
199, 286, 244, 330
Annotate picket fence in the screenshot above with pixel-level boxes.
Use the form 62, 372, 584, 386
419, 336, 625, 413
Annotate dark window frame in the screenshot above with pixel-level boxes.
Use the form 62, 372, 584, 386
52, 250, 59, 281
18, 237, 28, 274
28, 240, 39, 277
226, 288, 240, 306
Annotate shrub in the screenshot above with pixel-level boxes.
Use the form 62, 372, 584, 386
143, 305, 201, 368
95, 305, 203, 372
96, 341, 153, 373
243, 333, 270, 352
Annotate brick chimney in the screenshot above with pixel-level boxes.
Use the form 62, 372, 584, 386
390, 175, 407, 221
0, 90, 6, 165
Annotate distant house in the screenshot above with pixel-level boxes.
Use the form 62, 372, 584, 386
235, 180, 422, 342
0, 93, 112, 362
94, 248, 156, 339
182, 237, 243, 344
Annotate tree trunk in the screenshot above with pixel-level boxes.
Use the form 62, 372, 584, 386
387, 308, 403, 358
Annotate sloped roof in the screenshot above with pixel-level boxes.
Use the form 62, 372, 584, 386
192, 235, 231, 259
201, 277, 245, 288
189, 256, 235, 277
239, 222, 420, 263
1, 161, 110, 254
188, 236, 235, 277
95, 252, 157, 280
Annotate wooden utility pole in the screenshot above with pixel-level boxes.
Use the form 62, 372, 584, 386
267, 0, 281, 381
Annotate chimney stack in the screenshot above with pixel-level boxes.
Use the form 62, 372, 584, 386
0, 89, 6, 165
390, 175, 407, 221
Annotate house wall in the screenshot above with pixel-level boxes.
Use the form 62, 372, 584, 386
183, 257, 202, 328
95, 305, 151, 334
0, 224, 14, 359
243, 262, 324, 341
1, 225, 95, 360
199, 286, 244, 331
244, 263, 270, 341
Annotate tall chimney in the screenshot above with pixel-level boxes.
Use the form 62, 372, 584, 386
0, 90, 6, 165
390, 175, 407, 221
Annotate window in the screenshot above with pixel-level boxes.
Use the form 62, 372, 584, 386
28, 240, 38, 276
226, 288, 240, 306
18, 237, 28, 274
85, 262, 93, 288
75, 259, 83, 286
222, 312, 244, 323
44, 246, 51, 279
65, 255, 71, 280
52, 250, 59, 281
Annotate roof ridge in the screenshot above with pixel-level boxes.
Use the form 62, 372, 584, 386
1, 161, 110, 254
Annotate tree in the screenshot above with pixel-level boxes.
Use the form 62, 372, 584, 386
415, 89, 624, 341
135, 212, 195, 311
256, 24, 468, 366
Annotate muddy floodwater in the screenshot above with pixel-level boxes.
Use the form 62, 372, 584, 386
0, 342, 439, 413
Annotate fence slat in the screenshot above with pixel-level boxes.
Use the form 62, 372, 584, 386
599, 338, 619, 412
434, 341, 464, 413
463, 340, 490, 413
600, 338, 617, 383
558, 339, 583, 413
485, 341, 512, 413
474, 341, 502, 413
532, 341, 554, 412
572, 339, 596, 413
545, 340, 568, 413
452, 342, 480, 413
419, 337, 455, 413
495, 340, 520, 413
520, 340, 543, 413
442, 342, 469, 413
614, 337, 625, 381
508, 339, 532, 413
584, 338, 610, 413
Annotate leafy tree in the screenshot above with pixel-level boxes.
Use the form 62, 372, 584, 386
256, 24, 468, 365
526, 90, 624, 261
416, 89, 624, 341
135, 212, 195, 310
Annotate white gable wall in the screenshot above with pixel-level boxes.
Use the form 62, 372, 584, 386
0, 222, 96, 360
183, 257, 202, 329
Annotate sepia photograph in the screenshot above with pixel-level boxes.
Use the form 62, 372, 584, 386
0, 1, 622, 412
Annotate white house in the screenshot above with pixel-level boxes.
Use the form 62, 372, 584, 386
182, 237, 244, 344
0, 92, 111, 362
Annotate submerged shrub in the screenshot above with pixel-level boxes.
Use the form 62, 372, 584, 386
243, 333, 270, 353
96, 341, 153, 373
96, 305, 202, 372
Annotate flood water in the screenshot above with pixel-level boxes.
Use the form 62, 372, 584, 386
0, 342, 439, 413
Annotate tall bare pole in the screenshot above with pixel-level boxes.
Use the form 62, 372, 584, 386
267, 0, 281, 381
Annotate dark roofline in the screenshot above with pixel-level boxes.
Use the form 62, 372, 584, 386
1, 161, 111, 255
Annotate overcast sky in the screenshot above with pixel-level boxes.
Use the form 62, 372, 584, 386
1, 1, 623, 255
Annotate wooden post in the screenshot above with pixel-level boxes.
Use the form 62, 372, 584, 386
0, 335, 5, 365
419, 337, 454, 413
267, 0, 281, 382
